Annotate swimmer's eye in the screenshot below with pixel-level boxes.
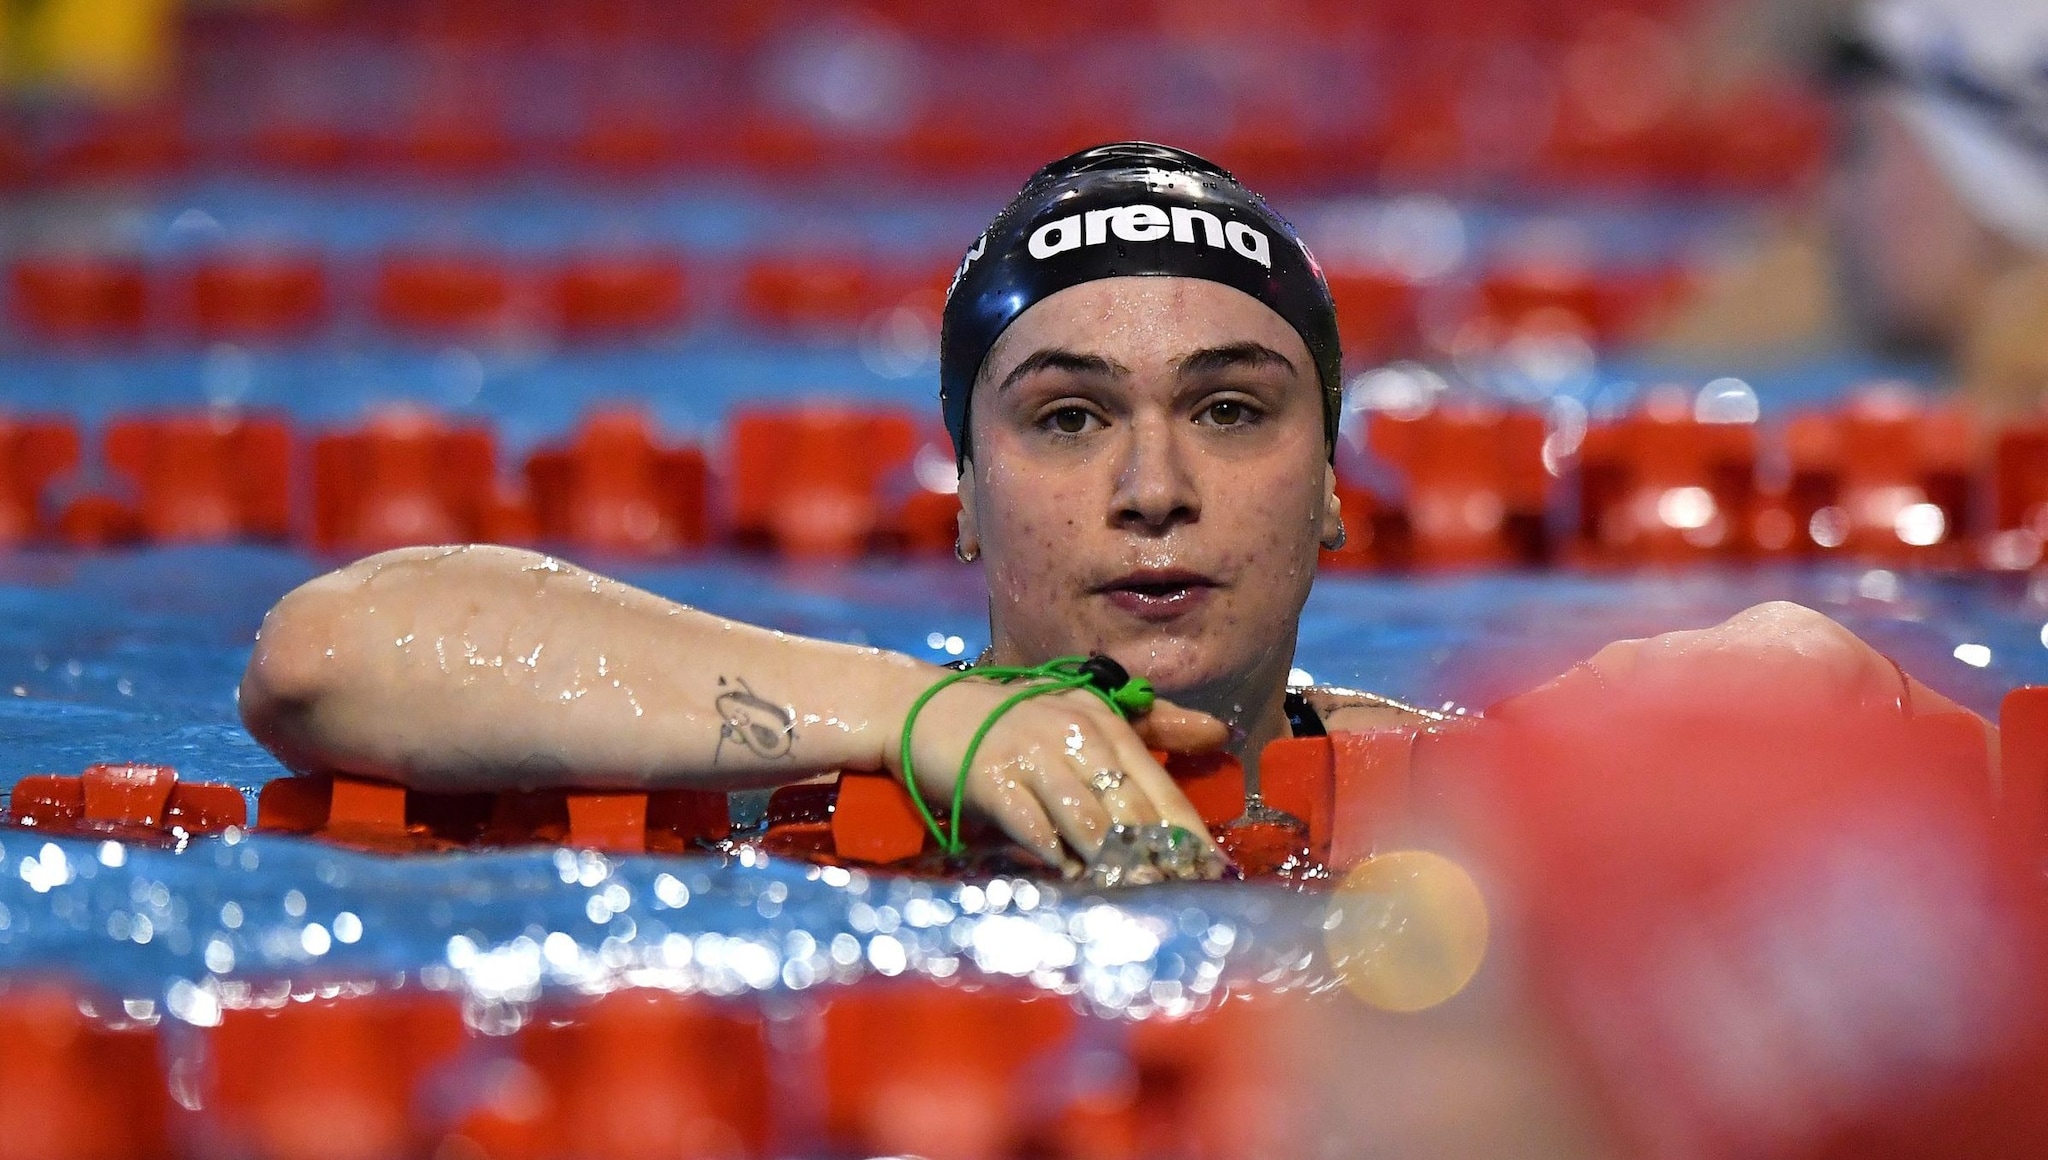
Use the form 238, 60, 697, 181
1198, 398, 1260, 428
1040, 405, 1103, 436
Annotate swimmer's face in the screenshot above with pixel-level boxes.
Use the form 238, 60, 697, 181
959, 276, 1339, 709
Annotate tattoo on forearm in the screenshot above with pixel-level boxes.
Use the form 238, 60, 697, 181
712, 676, 796, 763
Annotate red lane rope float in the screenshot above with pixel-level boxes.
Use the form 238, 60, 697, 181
13, 392, 2048, 566
3, 763, 246, 843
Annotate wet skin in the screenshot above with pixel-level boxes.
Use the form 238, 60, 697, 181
959, 277, 1343, 764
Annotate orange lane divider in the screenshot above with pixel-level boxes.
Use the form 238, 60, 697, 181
553, 251, 690, 339
26, 390, 2048, 569
9, 254, 148, 343
525, 408, 707, 556
1366, 404, 1550, 569
1780, 392, 1975, 565
310, 410, 531, 553
74, 411, 294, 545
255, 773, 729, 854
184, 250, 328, 342
246, 732, 1428, 879
0, 982, 167, 1160
373, 250, 518, 336
1575, 390, 1758, 564
726, 407, 922, 559
5, 763, 246, 841
0, 415, 79, 544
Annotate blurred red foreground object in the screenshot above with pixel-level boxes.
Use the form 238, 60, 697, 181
525, 409, 706, 555
0, 984, 166, 1160
820, 984, 1073, 1158
1415, 645, 2048, 1158
453, 991, 770, 1160
103, 411, 292, 543
205, 992, 469, 1160
5, 762, 245, 840
0, 415, 79, 543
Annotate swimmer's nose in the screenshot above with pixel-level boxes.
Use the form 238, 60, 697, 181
1110, 415, 1199, 534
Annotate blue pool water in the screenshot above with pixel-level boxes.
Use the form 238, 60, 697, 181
0, 547, 2041, 1015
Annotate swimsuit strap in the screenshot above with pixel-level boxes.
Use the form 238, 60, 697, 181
1284, 688, 1326, 737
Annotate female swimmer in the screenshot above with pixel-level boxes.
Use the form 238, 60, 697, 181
238, 143, 1983, 873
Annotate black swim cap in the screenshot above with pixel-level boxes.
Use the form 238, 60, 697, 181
939, 142, 1343, 467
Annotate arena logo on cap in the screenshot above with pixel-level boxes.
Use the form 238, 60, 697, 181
1026, 203, 1271, 268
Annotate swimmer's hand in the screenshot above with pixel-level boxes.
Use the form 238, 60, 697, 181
883, 673, 1228, 873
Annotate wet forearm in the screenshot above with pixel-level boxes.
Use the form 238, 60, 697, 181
238, 544, 934, 792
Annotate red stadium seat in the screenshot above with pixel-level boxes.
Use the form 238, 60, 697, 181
525, 408, 706, 555
242, 120, 358, 175
1325, 269, 1420, 362
103, 411, 293, 542
11, 255, 148, 342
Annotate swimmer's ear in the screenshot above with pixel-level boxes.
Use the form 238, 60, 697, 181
955, 457, 982, 559
1316, 463, 1344, 548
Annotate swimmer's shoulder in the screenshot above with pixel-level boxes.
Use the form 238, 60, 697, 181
1298, 685, 1450, 733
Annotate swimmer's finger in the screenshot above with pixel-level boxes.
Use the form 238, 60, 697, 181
1029, 766, 1113, 861
1108, 738, 1217, 849
1086, 767, 1165, 830
979, 785, 1067, 869
1129, 697, 1229, 754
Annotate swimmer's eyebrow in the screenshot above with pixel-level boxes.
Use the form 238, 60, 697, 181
1177, 342, 1298, 379
996, 348, 1129, 394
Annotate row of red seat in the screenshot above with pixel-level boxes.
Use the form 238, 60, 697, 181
8, 250, 951, 344
8, 392, 2048, 568
0, 977, 1289, 1160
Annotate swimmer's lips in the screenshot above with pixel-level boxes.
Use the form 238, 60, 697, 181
1093, 569, 1219, 622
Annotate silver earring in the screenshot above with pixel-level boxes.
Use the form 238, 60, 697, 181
1321, 519, 1347, 552
954, 540, 979, 564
